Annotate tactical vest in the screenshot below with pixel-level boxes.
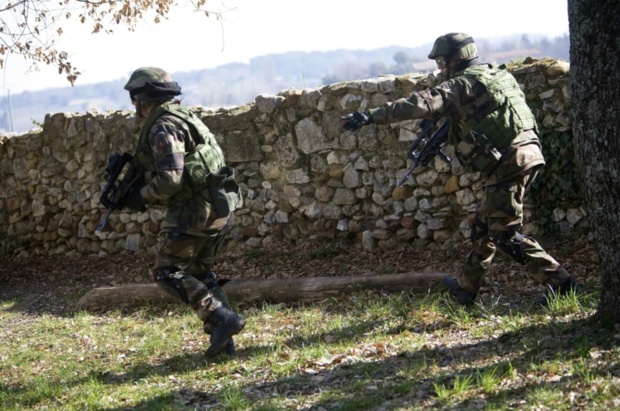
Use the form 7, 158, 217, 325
451, 64, 538, 174
134, 102, 227, 206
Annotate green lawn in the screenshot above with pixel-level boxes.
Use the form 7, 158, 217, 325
1, 289, 617, 410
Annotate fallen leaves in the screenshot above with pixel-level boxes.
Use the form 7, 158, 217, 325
298, 342, 397, 377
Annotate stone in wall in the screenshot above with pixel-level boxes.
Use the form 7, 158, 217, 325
0, 59, 580, 258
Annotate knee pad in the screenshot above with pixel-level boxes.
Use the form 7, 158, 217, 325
193, 271, 218, 288
494, 231, 525, 264
153, 266, 191, 304
194, 270, 231, 288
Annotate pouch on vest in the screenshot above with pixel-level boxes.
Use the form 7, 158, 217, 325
184, 143, 217, 192
208, 166, 243, 219
456, 130, 503, 175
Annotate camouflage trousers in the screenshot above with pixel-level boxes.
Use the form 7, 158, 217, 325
155, 231, 226, 277
457, 169, 571, 293
152, 230, 229, 322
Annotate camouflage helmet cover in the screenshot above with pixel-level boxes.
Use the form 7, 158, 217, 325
124, 67, 182, 101
427, 33, 479, 63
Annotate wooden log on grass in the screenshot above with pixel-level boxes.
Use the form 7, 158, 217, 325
76, 271, 448, 311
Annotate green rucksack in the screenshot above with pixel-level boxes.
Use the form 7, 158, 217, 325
185, 147, 243, 216
136, 102, 243, 215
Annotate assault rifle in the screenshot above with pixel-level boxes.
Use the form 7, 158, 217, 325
95, 152, 143, 236
396, 119, 451, 187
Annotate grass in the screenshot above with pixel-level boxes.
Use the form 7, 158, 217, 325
1, 288, 618, 410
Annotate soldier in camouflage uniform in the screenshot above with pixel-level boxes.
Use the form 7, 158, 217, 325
341, 33, 580, 306
122, 67, 245, 357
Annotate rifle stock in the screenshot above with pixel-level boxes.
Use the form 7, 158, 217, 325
396, 120, 451, 187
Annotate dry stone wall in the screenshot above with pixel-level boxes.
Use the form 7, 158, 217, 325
0, 58, 584, 258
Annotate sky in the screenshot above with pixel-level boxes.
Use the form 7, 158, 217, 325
1, 0, 569, 94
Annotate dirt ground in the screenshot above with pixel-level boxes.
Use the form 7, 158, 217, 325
0, 234, 601, 316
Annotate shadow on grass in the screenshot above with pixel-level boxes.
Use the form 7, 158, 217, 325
77, 311, 615, 410
228, 312, 615, 410
1, 284, 611, 410
2, 310, 615, 410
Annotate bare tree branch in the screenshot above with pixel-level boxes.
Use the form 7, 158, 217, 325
0, 0, 227, 85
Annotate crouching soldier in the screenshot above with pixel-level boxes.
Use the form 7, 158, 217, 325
122, 67, 245, 358
341, 34, 581, 307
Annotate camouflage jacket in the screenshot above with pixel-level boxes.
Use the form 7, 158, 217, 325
369, 65, 545, 185
137, 106, 226, 236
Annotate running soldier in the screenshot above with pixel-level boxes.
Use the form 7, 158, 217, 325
122, 67, 245, 357
341, 33, 580, 306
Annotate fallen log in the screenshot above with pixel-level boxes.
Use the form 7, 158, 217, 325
76, 271, 448, 312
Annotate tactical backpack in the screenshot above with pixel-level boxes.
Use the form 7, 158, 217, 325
135, 102, 243, 216
452, 64, 538, 175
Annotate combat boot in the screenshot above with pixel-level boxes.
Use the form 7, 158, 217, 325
204, 306, 246, 358
535, 277, 582, 307
441, 276, 477, 307
196, 271, 238, 356
203, 322, 236, 356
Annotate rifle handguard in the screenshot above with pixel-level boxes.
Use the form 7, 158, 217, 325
99, 152, 136, 210
397, 120, 450, 187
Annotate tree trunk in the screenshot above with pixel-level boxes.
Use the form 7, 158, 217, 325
569, 0, 620, 321
76, 272, 447, 311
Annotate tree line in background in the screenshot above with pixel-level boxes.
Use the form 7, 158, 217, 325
321, 34, 569, 84
0, 33, 568, 134
1, 0, 618, 330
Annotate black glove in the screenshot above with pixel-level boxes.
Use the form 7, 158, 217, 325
122, 187, 146, 212
340, 111, 372, 131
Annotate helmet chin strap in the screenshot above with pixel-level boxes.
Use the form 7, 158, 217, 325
134, 99, 148, 118
455, 57, 479, 71
442, 60, 457, 81
445, 57, 480, 80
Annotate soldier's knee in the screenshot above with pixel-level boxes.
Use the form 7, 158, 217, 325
194, 270, 218, 288
153, 266, 190, 304
493, 231, 525, 264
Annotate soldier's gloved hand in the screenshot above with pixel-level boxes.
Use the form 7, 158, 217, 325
340, 112, 372, 131
123, 187, 146, 212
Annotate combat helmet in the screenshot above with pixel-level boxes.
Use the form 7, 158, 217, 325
428, 33, 478, 64
124, 67, 182, 101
